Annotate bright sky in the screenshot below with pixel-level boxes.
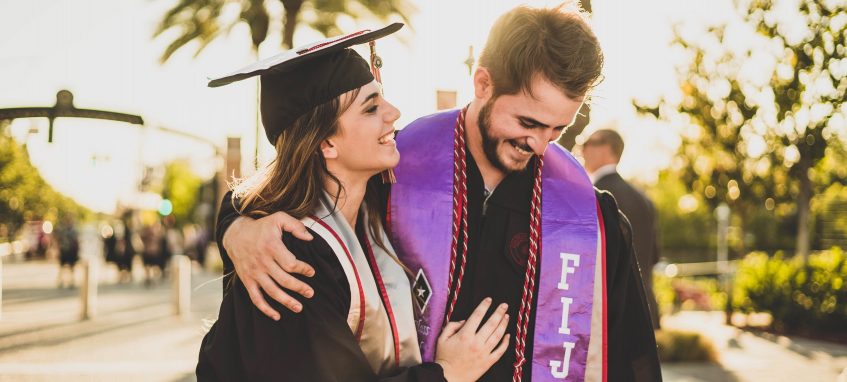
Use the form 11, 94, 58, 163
0, 0, 732, 213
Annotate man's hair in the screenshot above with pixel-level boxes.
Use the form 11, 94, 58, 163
478, 3, 604, 99
592, 129, 625, 160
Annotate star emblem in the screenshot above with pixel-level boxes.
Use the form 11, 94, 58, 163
412, 268, 432, 313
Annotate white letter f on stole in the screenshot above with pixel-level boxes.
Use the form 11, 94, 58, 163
549, 342, 576, 379
557, 253, 580, 290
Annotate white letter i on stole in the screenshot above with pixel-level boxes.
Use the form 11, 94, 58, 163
549, 252, 580, 379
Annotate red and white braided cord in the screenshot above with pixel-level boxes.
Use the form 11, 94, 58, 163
512, 155, 544, 382
445, 108, 470, 321
446, 108, 545, 381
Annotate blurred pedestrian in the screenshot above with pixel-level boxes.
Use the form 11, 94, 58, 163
114, 218, 135, 283
140, 222, 163, 287
160, 215, 183, 275
102, 224, 118, 265
54, 216, 80, 288
581, 128, 662, 329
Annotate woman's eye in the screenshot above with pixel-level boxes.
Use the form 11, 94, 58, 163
366, 105, 378, 114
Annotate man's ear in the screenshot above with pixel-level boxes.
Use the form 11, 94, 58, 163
473, 67, 494, 101
321, 139, 338, 159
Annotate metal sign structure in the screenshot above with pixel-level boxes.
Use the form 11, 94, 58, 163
0, 90, 144, 142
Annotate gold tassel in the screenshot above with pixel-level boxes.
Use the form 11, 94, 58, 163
369, 41, 383, 83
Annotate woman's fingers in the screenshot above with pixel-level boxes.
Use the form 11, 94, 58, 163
460, 297, 492, 336
490, 333, 511, 361
477, 303, 508, 340
485, 312, 510, 350
440, 320, 466, 339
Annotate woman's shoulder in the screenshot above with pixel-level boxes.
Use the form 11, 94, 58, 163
281, 227, 330, 260
281, 226, 351, 290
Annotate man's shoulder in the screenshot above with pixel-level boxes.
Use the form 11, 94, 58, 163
595, 189, 633, 244
402, 109, 460, 132
594, 172, 627, 191
596, 173, 651, 205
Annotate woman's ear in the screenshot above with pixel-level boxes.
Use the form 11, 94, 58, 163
321, 139, 338, 159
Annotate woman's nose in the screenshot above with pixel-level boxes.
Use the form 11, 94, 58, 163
384, 100, 401, 123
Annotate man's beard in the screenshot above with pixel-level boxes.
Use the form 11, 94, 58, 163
477, 98, 532, 174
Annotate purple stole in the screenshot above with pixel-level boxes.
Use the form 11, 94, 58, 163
389, 109, 602, 380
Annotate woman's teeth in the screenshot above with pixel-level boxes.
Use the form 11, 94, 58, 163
378, 131, 396, 144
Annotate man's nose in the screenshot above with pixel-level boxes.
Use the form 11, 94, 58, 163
529, 131, 554, 155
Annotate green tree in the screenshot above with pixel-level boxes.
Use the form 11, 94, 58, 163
161, 160, 204, 227
154, 0, 415, 62
636, 0, 847, 258
0, 124, 89, 240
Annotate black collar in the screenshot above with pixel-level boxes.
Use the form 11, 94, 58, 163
466, 151, 534, 214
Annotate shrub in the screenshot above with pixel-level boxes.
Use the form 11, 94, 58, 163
655, 330, 718, 363
654, 274, 728, 314
733, 248, 847, 334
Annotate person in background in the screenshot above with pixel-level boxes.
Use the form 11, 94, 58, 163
55, 215, 80, 288
581, 128, 662, 329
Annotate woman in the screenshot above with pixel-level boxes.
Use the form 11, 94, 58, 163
197, 24, 509, 381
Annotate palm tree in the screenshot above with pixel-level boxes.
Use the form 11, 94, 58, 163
154, 0, 414, 62
154, 0, 413, 169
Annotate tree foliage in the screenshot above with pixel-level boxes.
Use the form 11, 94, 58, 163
161, 160, 204, 227
154, 0, 415, 62
0, 124, 89, 240
636, 0, 847, 256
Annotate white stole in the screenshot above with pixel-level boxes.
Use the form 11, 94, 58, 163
301, 198, 422, 375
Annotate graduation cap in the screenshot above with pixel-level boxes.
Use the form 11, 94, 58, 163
208, 23, 403, 147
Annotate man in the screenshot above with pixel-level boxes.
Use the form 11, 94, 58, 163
216, 5, 660, 381
581, 129, 661, 330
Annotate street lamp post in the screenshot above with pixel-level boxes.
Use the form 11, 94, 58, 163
715, 202, 732, 325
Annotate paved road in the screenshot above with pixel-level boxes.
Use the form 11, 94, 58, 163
0, 259, 222, 382
661, 311, 847, 381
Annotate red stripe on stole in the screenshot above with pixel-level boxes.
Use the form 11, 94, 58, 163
361, 229, 402, 368
309, 216, 367, 341
385, 190, 392, 234
595, 202, 608, 382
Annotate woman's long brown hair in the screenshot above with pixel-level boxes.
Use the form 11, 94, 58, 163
232, 87, 397, 260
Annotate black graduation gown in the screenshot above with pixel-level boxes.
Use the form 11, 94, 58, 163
197, 229, 445, 381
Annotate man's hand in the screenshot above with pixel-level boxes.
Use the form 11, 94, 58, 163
223, 212, 315, 320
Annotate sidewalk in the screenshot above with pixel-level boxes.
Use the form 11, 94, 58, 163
0, 260, 223, 382
661, 311, 847, 381
3, 261, 847, 381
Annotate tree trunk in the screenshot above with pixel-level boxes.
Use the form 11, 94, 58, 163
280, 0, 303, 49
796, 157, 812, 261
